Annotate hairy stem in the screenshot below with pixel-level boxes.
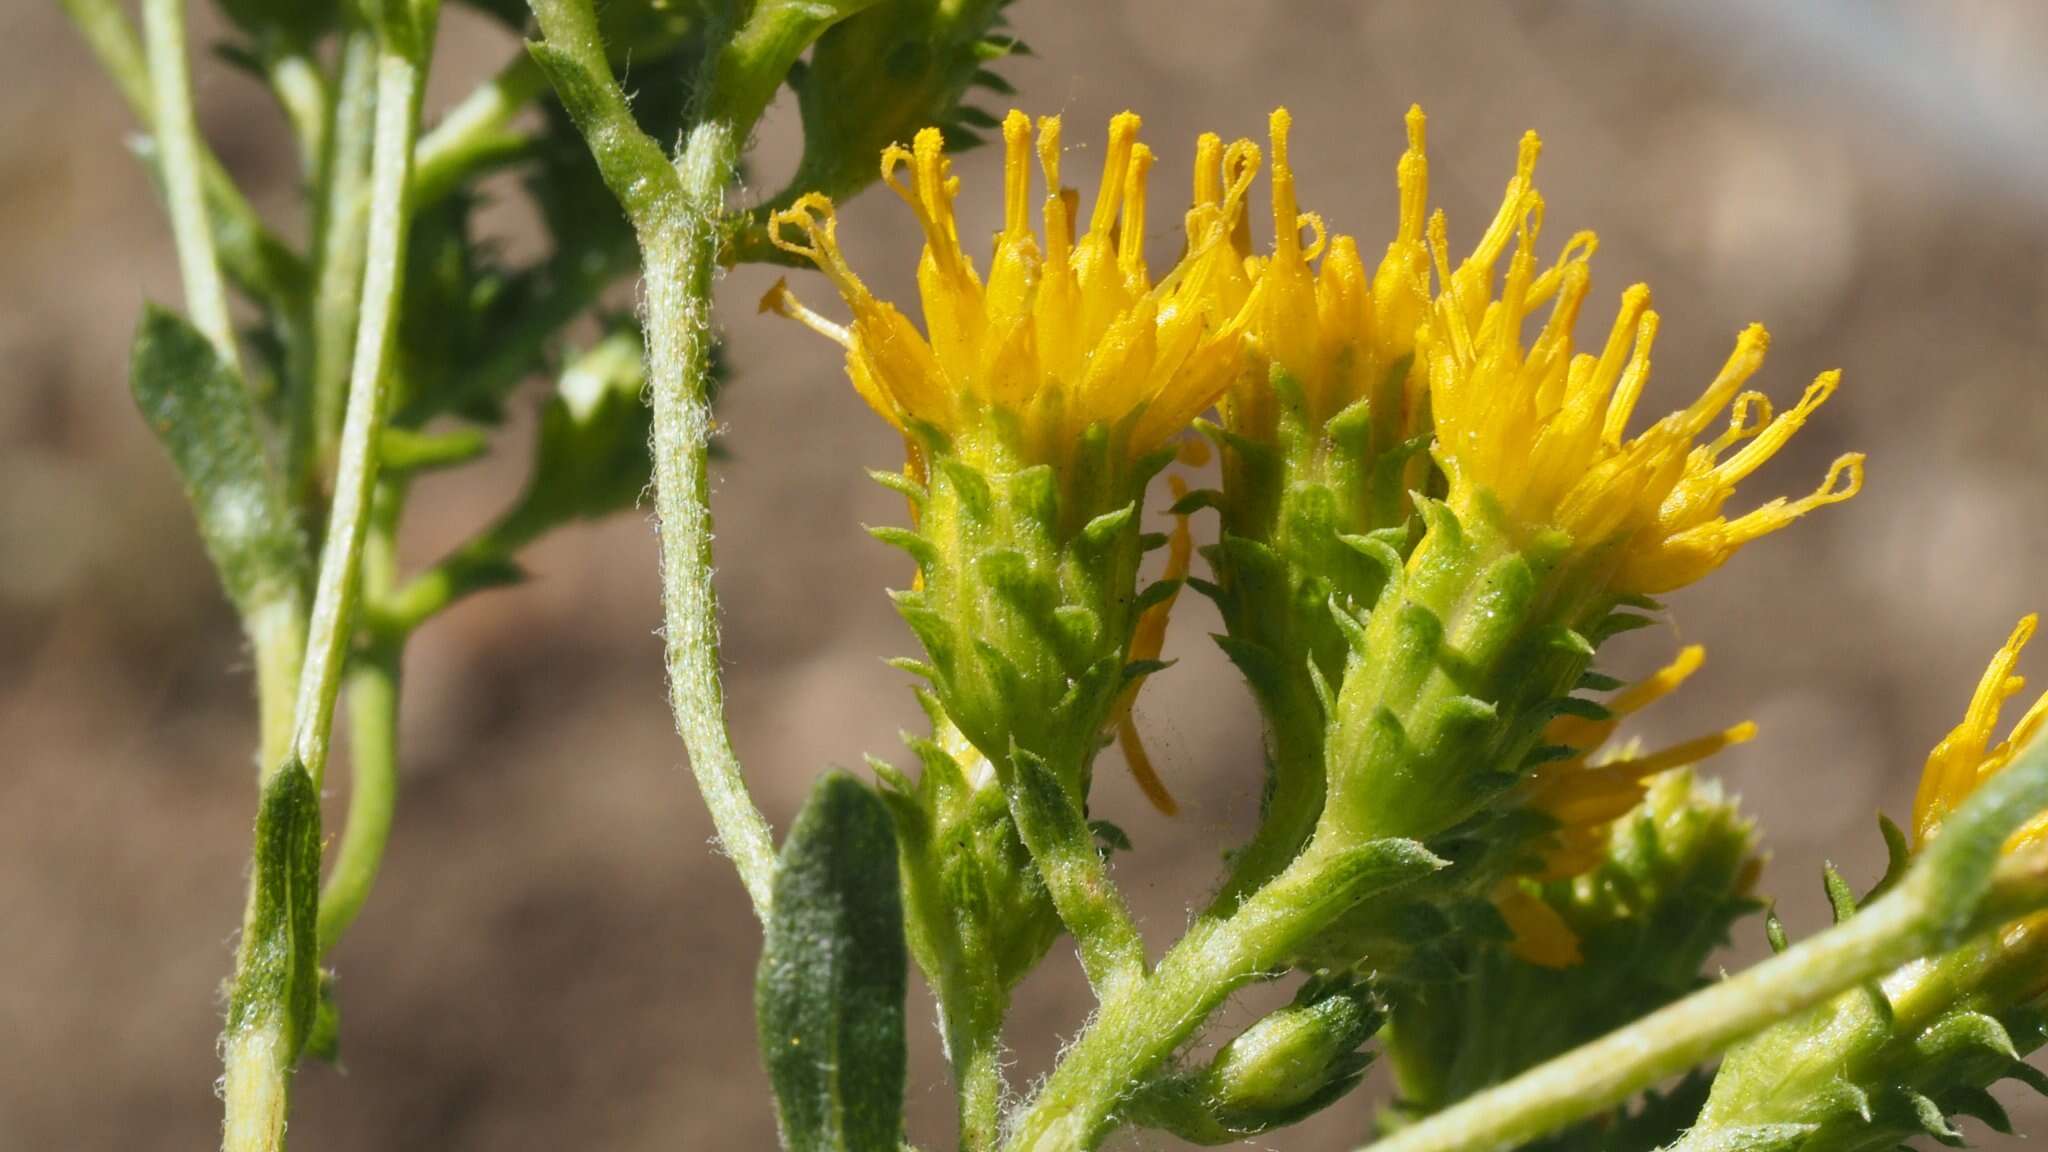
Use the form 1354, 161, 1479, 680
139, 0, 238, 372
1001, 846, 1346, 1152
527, 0, 780, 916
640, 121, 778, 918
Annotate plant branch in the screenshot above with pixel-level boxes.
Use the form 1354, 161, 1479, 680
412, 52, 547, 209
139, 0, 238, 372
302, 31, 379, 498
267, 53, 328, 176
1002, 838, 1434, 1151
59, 0, 307, 305
317, 484, 405, 953
526, 0, 781, 918
1352, 737, 2048, 1152
637, 122, 778, 919
287, 37, 429, 790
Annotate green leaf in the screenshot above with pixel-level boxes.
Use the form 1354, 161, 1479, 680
760, 0, 1020, 229
226, 757, 323, 1063
757, 772, 908, 1152
130, 306, 308, 614
495, 324, 654, 541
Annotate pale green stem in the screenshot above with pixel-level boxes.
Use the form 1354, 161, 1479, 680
1001, 844, 1348, 1152
527, 0, 779, 917
248, 597, 308, 775
58, 0, 151, 110
306, 33, 379, 492
139, 0, 238, 372
288, 45, 426, 791
640, 121, 779, 919
222, 26, 433, 1151
268, 54, 328, 175
57, 0, 306, 303
1354, 739, 2048, 1152
316, 485, 404, 953
412, 53, 547, 208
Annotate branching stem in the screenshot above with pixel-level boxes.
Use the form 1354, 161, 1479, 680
526, 0, 779, 918
317, 484, 406, 952
288, 42, 425, 791
139, 0, 238, 372
639, 122, 779, 919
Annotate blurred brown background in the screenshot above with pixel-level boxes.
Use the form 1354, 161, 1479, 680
8, 1, 2048, 1148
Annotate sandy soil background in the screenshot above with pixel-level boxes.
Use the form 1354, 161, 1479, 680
7, 1, 2048, 1148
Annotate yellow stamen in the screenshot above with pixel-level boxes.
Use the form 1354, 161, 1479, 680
759, 277, 849, 347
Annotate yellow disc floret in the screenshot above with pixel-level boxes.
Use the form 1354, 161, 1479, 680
765, 111, 1260, 477
1419, 133, 1864, 595
1232, 106, 1431, 444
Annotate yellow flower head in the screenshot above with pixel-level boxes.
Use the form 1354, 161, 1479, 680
1228, 107, 1431, 441
1420, 133, 1864, 595
1503, 645, 1758, 967
1913, 615, 2048, 853
764, 111, 1259, 477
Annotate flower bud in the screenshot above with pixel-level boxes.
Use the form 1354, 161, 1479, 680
1127, 980, 1380, 1143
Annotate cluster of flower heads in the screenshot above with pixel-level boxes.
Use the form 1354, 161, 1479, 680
767, 103, 1861, 593
766, 104, 1873, 951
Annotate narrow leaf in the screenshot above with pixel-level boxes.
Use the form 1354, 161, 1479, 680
757, 772, 908, 1152
131, 306, 307, 613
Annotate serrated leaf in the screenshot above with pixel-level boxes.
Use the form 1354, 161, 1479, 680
866, 467, 927, 508
494, 325, 654, 538
1214, 634, 1289, 704
1900, 1089, 1964, 1145
1867, 814, 1912, 901
867, 525, 939, 571
1822, 862, 1858, 924
131, 307, 308, 614
757, 772, 908, 1152
1945, 1085, 2012, 1134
